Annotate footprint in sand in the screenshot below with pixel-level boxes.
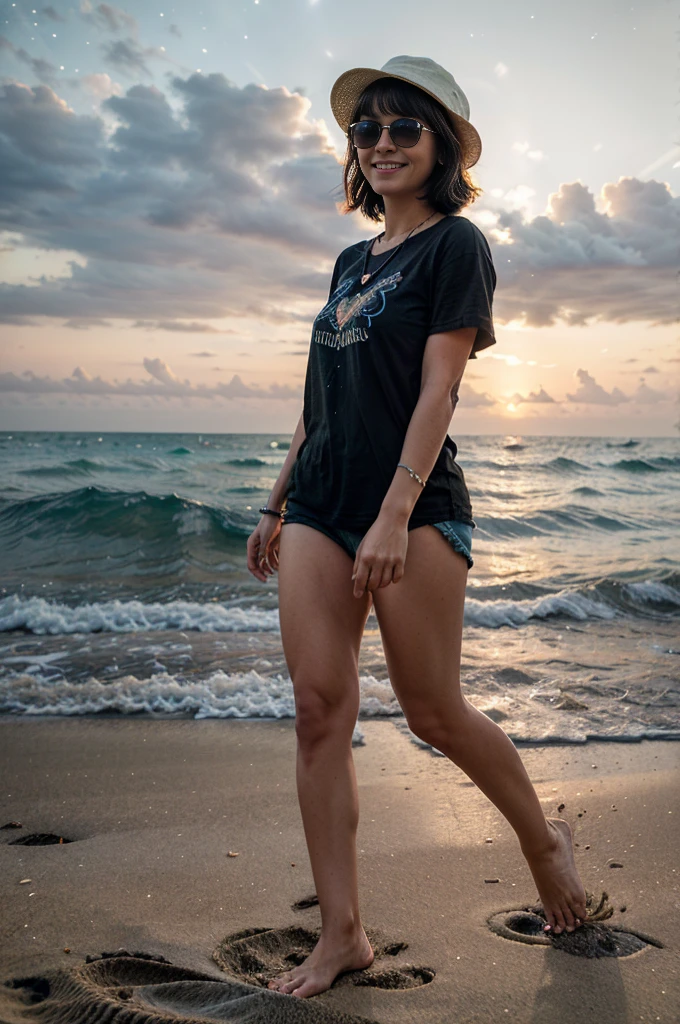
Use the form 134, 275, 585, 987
487, 893, 663, 959
8, 832, 74, 845
213, 924, 436, 991
1, 952, 378, 1023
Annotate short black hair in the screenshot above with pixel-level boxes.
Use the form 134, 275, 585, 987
334, 76, 482, 222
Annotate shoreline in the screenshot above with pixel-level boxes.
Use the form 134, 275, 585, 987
2, 712, 679, 746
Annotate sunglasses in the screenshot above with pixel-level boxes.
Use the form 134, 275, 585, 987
348, 118, 438, 150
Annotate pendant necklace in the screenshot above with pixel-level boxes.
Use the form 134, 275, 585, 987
359, 211, 440, 286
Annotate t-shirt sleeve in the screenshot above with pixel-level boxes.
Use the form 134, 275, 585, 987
427, 228, 497, 360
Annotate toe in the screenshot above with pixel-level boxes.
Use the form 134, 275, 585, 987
281, 976, 303, 994
269, 972, 292, 991
292, 980, 316, 998
562, 904, 576, 932
552, 908, 567, 935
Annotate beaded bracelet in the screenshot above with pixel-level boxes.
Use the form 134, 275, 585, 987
259, 506, 284, 518
397, 462, 426, 488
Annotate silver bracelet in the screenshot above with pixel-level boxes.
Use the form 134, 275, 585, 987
397, 462, 426, 488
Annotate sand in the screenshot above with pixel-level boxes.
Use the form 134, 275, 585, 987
0, 718, 678, 1023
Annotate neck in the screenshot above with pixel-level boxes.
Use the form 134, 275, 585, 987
379, 196, 441, 243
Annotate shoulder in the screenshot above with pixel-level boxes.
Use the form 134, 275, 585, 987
338, 240, 366, 264
333, 241, 365, 283
437, 215, 493, 259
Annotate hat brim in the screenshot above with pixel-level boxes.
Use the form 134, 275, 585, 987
330, 66, 482, 169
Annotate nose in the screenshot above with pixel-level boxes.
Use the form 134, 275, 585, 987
375, 126, 396, 149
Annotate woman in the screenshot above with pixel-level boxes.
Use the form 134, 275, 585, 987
247, 56, 587, 999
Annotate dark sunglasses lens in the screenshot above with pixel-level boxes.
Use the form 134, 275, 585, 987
390, 119, 421, 147
352, 121, 380, 148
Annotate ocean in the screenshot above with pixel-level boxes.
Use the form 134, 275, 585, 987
0, 431, 678, 745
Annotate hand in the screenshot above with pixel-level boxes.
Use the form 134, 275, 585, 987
351, 515, 408, 598
247, 514, 282, 582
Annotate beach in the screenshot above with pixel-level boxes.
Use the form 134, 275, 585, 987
0, 718, 678, 1023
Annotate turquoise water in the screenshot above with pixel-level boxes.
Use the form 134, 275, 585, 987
0, 431, 678, 742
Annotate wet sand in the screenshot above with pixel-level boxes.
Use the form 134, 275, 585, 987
0, 718, 678, 1023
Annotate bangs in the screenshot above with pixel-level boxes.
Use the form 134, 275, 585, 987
356, 78, 442, 126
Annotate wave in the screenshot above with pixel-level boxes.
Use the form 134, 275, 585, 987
0, 486, 254, 583
3, 574, 678, 635
0, 594, 279, 634
16, 457, 151, 478
0, 670, 677, 745
476, 505, 648, 537
0, 484, 250, 543
544, 456, 592, 473
610, 458, 665, 474
474, 454, 679, 476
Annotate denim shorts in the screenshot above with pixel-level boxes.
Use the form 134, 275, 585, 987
282, 498, 474, 569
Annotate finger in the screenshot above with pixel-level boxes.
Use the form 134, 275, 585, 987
247, 542, 264, 577
352, 562, 370, 598
391, 561, 405, 584
378, 563, 397, 588
367, 563, 388, 592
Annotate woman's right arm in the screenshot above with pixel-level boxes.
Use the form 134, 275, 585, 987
266, 409, 306, 511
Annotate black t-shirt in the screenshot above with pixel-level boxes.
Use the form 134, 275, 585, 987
285, 214, 497, 530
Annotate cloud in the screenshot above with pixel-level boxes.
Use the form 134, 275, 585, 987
101, 38, 157, 77
1, 71, 677, 339
507, 387, 557, 405
0, 35, 59, 85
458, 383, 496, 408
0, 361, 302, 401
131, 320, 232, 333
489, 177, 679, 329
629, 380, 670, 405
78, 72, 123, 100
565, 369, 629, 405
505, 374, 674, 408
0, 73, 346, 327
42, 6, 67, 23
81, 3, 138, 34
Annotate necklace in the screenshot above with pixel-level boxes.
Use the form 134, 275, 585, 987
359, 211, 440, 286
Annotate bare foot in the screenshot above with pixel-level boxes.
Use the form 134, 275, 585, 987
523, 818, 587, 935
267, 927, 374, 998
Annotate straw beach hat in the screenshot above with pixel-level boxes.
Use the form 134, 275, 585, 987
330, 55, 482, 170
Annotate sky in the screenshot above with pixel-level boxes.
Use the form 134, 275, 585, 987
0, 0, 678, 437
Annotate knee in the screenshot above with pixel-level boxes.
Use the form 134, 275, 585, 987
406, 699, 469, 753
293, 680, 358, 752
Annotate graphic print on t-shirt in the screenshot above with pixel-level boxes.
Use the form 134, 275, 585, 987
313, 270, 403, 349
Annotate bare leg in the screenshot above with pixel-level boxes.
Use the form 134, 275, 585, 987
267, 523, 374, 998
372, 526, 587, 935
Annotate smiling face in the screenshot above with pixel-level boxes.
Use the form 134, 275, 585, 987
354, 106, 440, 199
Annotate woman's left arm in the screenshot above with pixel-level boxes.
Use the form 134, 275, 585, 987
351, 326, 477, 598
